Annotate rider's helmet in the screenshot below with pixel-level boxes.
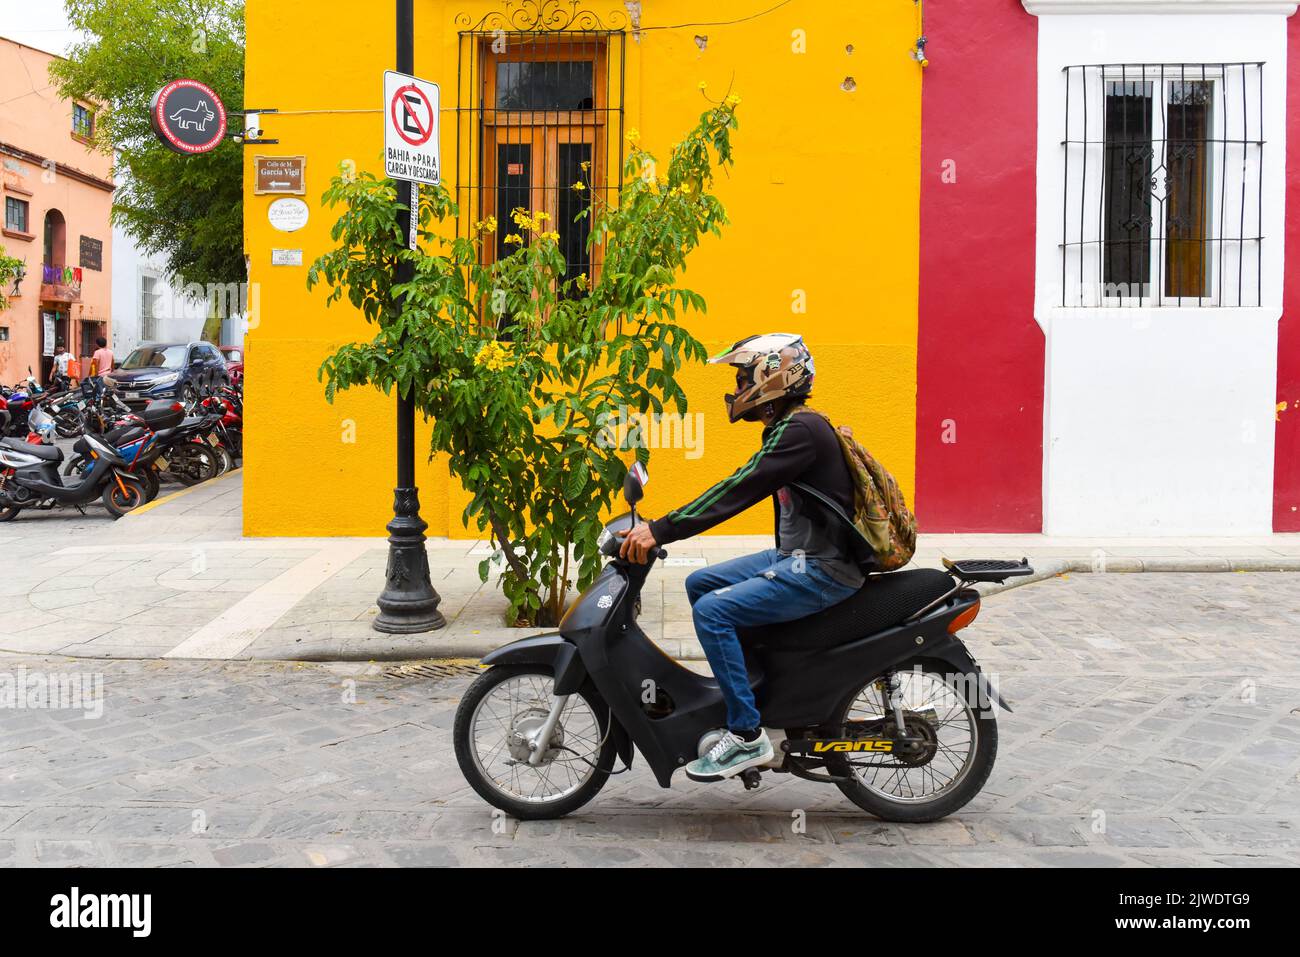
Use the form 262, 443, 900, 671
709, 333, 814, 423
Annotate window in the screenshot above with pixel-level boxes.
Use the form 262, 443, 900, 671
72, 103, 94, 138
456, 18, 626, 306
5, 196, 28, 233
1060, 63, 1263, 307
121, 344, 186, 370
80, 320, 103, 358
140, 273, 160, 341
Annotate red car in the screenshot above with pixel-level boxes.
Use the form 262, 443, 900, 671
219, 345, 244, 384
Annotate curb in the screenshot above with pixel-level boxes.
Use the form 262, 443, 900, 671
123, 467, 242, 518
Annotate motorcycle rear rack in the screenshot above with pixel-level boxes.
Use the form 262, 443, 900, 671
902, 558, 1035, 623
942, 557, 1034, 583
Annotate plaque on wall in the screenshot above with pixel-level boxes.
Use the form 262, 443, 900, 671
80, 235, 103, 271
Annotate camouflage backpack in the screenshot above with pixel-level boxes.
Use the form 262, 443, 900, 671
789, 407, 918, 572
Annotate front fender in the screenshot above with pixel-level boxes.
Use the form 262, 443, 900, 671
481, 633, 587, 696
480, 632, 635, 770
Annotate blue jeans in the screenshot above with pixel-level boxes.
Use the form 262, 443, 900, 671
686, 549, 859, 731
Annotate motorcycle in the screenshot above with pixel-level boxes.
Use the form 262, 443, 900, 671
453, 465, 1033, 822
1, 369, 43, 437
61, 400, 188, 500
0, 406, 149, 520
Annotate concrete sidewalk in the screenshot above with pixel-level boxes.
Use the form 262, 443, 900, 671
3, 469, 1300, 662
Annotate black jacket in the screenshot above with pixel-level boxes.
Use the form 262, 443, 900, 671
648, 407, 857, 549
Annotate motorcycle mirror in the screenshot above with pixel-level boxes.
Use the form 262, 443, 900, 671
623, 461, 648, 506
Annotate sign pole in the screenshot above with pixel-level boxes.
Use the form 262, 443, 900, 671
374, 0, 445, 634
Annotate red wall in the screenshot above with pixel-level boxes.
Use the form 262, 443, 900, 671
915, 0, 1043, 532
1274, 13, 1300, 530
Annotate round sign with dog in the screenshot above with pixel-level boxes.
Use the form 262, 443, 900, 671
150, 79, 227, 155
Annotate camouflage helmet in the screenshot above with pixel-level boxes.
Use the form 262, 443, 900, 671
709, 333, 815, 423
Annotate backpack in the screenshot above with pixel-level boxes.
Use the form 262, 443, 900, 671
787, 407, 918, 572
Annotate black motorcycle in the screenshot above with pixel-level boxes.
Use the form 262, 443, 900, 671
453, 467, 1032, 822
0, 407, 148, 520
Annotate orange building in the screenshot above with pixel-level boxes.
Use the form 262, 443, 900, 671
0, 36, 113, 386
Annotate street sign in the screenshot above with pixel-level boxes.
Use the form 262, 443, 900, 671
384, 71, 440, 186
254, 156, 306, 194
150, 78, 227, 155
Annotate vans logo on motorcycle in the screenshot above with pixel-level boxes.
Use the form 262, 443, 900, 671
596, 594, 613, 609
812, 739, 894, 753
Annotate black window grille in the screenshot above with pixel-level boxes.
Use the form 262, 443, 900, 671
455, 4, 627, 307
1060, 62, 1264, 307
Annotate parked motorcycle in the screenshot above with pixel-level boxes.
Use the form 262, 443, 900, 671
1, 368, 43, 437
453, 466, 1033, 822
62, 399, 191, 496
0, 406, 149, 520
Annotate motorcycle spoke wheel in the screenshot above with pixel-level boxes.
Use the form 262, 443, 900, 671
830, 665, 997, 823
454, 665, 614, 820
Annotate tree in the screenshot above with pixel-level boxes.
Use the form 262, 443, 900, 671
312, 98, 741, 625
49, 0, 244, 288
0, 253, 23, 311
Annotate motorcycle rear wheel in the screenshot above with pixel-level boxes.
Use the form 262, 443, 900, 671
453, 664, 616, 821
0, 506, 20, 522
171, 445, 216, 486
827, 661, 997, 823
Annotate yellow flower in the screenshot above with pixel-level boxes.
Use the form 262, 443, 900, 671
625, 127, 640, 143
697, 81, 707, 91
503, 233, 523, 245
475, 340, 512, 373
725, 93, 742, 108
580, 160, 591, 172
510, 207, 537, 231
679, 181, 694, 195
575, 272, 588, 290
572, 181, 586, 192
534, 210, 551, 223
540, 230, 560, 242
473, 215, 498, 234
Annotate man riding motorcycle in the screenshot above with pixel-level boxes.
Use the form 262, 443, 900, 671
619, 332, 864, 782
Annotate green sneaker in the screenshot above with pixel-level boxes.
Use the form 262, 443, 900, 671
684, 730, 774, 782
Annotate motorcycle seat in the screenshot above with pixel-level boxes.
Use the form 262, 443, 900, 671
738, 568, 957, 650
0, 437, 62, 462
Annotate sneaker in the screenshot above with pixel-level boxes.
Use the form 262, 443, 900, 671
684, 730, 774, 782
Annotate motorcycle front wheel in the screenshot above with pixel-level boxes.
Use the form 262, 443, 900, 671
825, 661, 998, 823
141, 468, 161, 502
102, 479, 145, 518
453, 664, 617, 821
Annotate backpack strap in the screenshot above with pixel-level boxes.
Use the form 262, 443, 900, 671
789, 480, 877, 566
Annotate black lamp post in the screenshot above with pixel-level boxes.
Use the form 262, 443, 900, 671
373, 0, 445, 634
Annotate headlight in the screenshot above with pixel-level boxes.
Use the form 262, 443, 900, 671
151, 373, 180, 387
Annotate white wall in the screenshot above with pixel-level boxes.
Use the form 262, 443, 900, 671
109, 222, 209, 357
1027, 2, 1294, 534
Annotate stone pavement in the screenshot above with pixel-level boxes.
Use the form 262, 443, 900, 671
5, 470, 1300, 660
1, 569, 1298, 866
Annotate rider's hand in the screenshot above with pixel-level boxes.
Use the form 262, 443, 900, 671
618, 523, 658, 564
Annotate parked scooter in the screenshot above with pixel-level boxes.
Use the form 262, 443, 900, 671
0, 406, 148, 520
453, 466, 1033, 822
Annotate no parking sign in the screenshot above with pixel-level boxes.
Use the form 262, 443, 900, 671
384, 71, 440, 186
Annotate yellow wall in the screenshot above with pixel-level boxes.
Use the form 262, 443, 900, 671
243, 0, 920, 538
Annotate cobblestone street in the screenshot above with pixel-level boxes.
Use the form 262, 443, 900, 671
3, 571, 1299, 867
